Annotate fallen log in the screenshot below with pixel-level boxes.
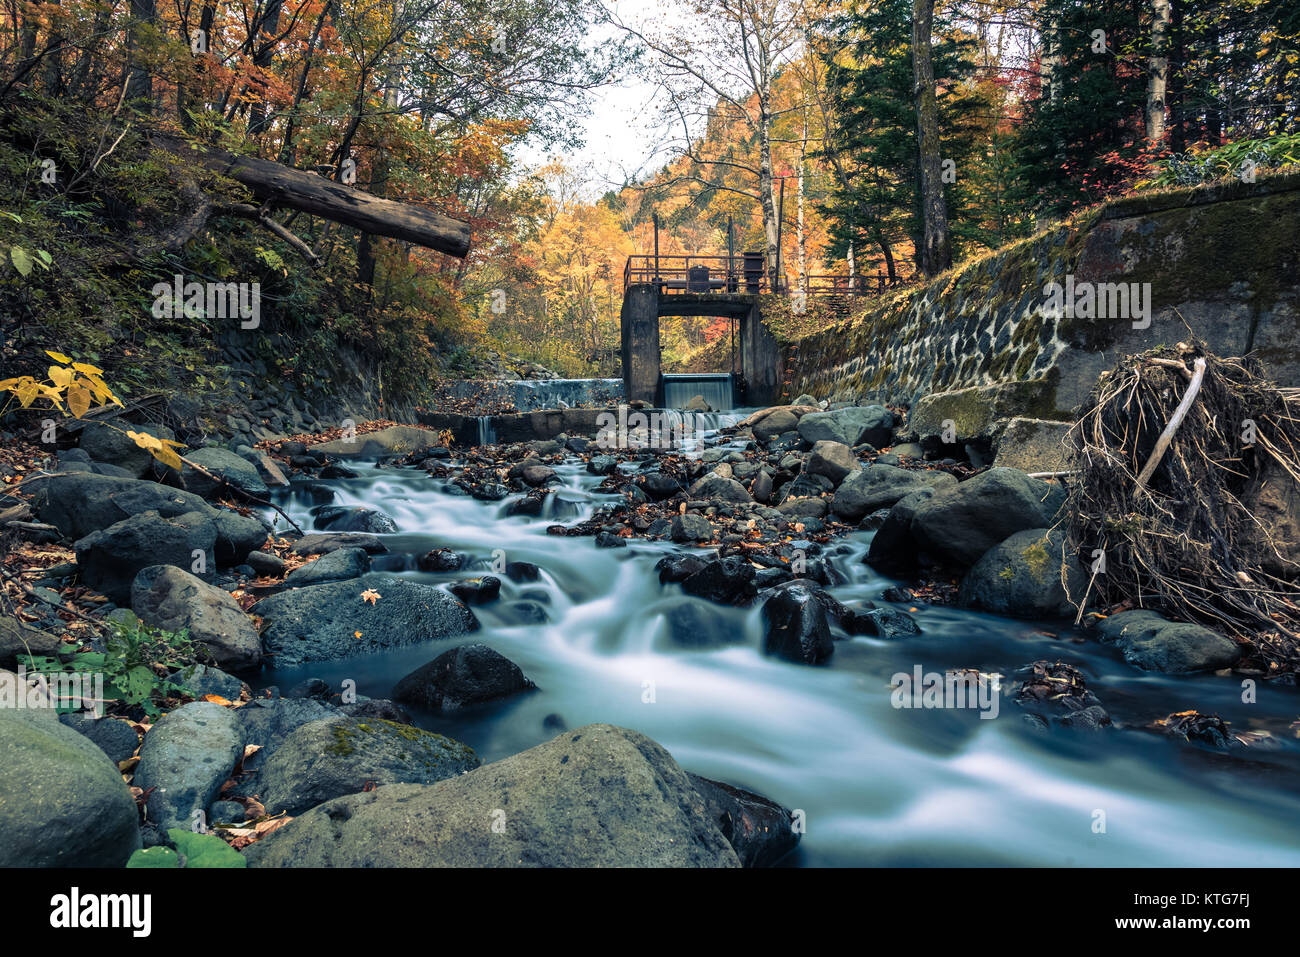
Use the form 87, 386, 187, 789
156, 137, 472, 258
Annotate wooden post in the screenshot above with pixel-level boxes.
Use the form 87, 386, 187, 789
653, 213, 660, 290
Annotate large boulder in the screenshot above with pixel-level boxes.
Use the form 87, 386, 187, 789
254, 574, 478, 668
392, 644, 536, 713
32, 472, 211, 540
864, 487, 940, 576
752, 408, 801, 442
1093, 610, 1242, 674
797, 405, 893, 448
75, 509, 216, 603
211, 510, 271, 566
252, 715, 479, 816
958, 528, 1087, 619
245, 724, 741, 867
79, 420, 176, 478
133, 701, 242, 833
182, 447, 270, 499
235, 697, 338, 773
311, 425, 444, 459
831, 464, 955, 523
681, 556, 758, 606
0, 704, 141, 866
910, 468, 1066, 567
131, 565, 262, 670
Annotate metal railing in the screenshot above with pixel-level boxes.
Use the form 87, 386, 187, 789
623, 254, 885, 296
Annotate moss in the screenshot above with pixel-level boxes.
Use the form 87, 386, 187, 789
1021, 539, 1052, 584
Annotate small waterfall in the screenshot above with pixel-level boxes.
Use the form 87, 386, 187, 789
447, 378, 624, 412
476, 416, 497, 446
662, 374, 734, 412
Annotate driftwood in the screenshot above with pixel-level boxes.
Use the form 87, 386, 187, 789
156, 136, 472, 258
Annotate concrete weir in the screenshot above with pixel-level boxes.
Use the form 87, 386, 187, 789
620, 284, 785, 407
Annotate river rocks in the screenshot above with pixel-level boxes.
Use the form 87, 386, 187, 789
449, 576, 502, 605
797, 405, 893, 448
0, 618, 65, 669
79, 420, 175, 478
32, 472, 210, 540
247, 550, 286, 577
959, 529, 1087, 619
671, 513, 713, 543
255, 574, 478, 668
177, 663, 250, 701
311, 425, 444, 459
182, 447, 269, 499
291, 532, 388, 556
689, 472, 753, 504
657, 552, 711, 583
831, 464, 956, 523
910, 468, 1066, 567
133, 701, 243, 834
687, 773, 799, 867
252, 715, 480, 816
1093, 610, 1242, 673
284, 546, 371, 586
864, 488, 939, 576
762, 583, 834, 664
131, 565, 262, 670
805, 440, 860, 486
244, 724, 741, 867
393, 644, 536, 713
586, 454, 618, 476
314, 506, 399, 534
520, 465, 557, 487
752, 408, 801, 441
0, 707, 141, 866
75, 509, 216, 603
681, 556, 758, 605
853, 605, 922, 639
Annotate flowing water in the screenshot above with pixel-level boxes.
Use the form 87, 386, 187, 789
257, 433, 1300, 867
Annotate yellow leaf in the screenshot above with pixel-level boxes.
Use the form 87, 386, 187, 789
67, 385, 90, 418
45, 350, 71, 364
202, 694, 232, 706
153, 445, 183, 472
48, 365, 74, 389
71, 362, 104, 376
360, 589, 381, 605
16, 379, 39, 408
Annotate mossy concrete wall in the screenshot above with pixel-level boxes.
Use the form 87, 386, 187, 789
788, 174, 1300, 413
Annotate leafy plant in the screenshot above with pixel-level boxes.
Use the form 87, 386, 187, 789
20, 618, 200, 719
126, 829, 246, 868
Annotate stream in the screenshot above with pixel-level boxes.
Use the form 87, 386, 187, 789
255, 431, 1300, 867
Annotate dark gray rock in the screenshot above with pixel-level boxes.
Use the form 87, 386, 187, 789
671, 513, 713, 543
688, 472, 753, 504
79, 420, 175, 478
59, 713, 140, 764
911, 468, 1066, 567
681, 556, 758, 606
131, 565, 262, 670
1094, 610, 1242, 673
176, 664, 250, 701
762, 583, 834, 664
290, 532, 388, 556
688, 773, 799, 867
235, 697, 338, 772
76, 509, 216, 603
284, 546, 370, 586
831, 464, 955, 523
805, 440, 859, 487
182, 447, 269, 499
797, 405, 893, 448
393, 643, 536, 713
959, 528, 1087, 619
32, 472, 211, 541
255, 574, 478, 668
252, 715, 479, 816
314, 506, 399, 534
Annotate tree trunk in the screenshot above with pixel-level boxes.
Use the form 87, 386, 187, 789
1146, 0, 1172, 145
797, 112, 808, 294
911, 0, 952, 277
248, 0, 285, 136
158, 137, 472, 257
125, 0, 157, 108
757, 89, 781, 288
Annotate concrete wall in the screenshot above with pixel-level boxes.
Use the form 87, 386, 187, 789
787, 174, 1300, 414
